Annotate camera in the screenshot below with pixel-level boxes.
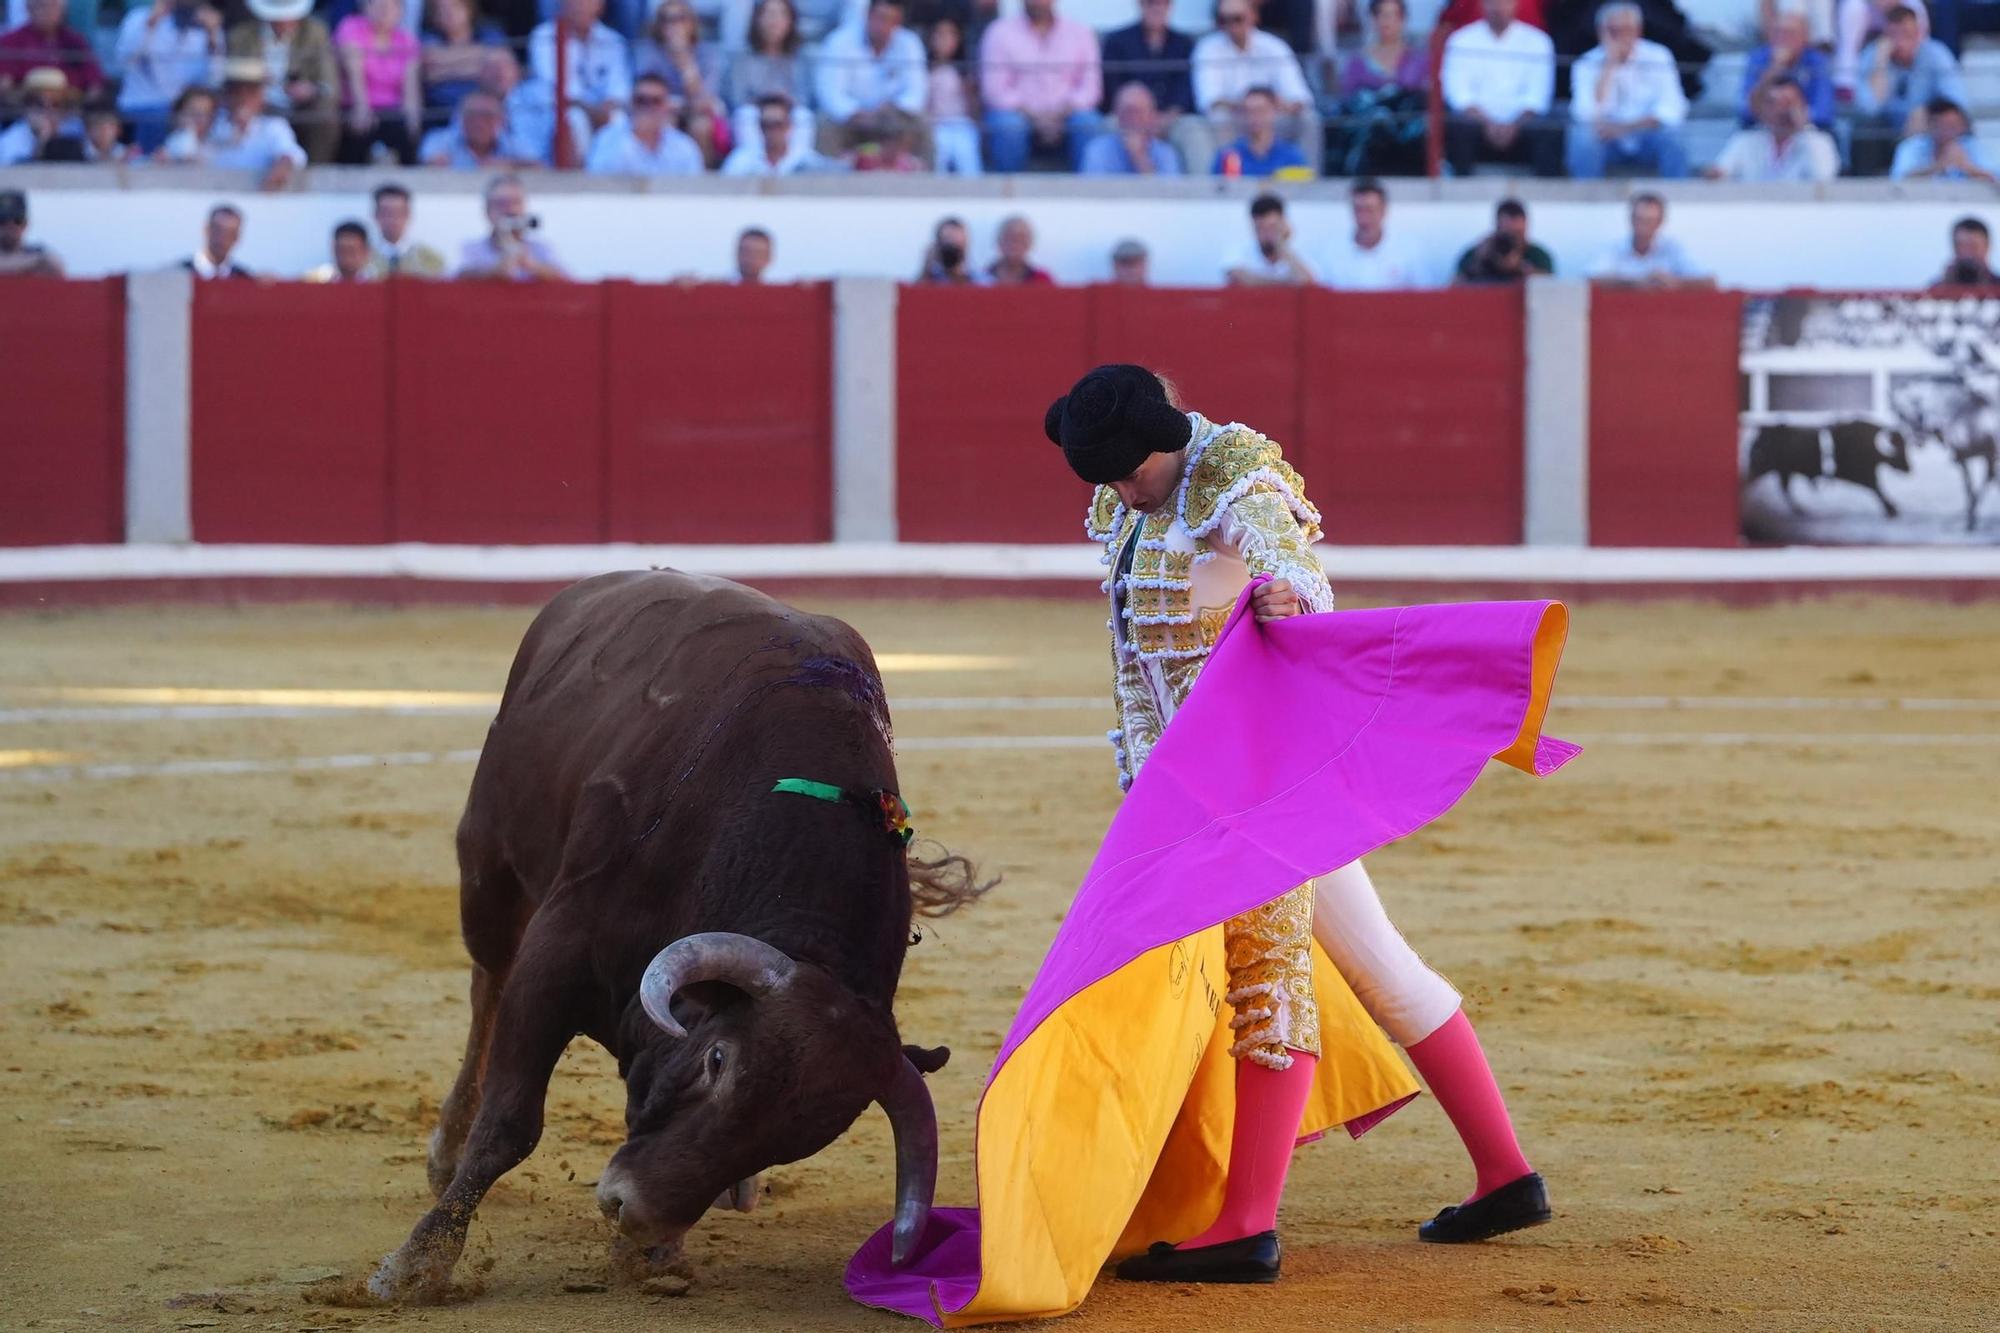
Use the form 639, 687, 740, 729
498, 213, 540, 237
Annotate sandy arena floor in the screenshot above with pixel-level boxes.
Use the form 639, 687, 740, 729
2, 594, 1997, 1333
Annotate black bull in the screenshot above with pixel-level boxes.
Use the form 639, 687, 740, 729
368, 571, 985, 1302
1744, 420, 1912, 517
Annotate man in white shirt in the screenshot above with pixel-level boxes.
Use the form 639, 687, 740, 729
813, 0, 929, 162
527, 0, 631, 160
1567, 1, 1689, 178
1224, 192, 1314, 286
585, 71, 704, 174
205, 56, 306, 191
1319, 177, 1430, 290
721, 93, 833, 174
1590, 192, 1706, 286
1191, 0, 1320, 171
1440, 0, 1561, 176
1707, 76, 1839, 182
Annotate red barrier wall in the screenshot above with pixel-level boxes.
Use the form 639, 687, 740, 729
898, 286, 1524, 546
186, 282, 835, 545
1, 278, 124, 546
1589, 287, 1744, 548
192, 282, 392, 543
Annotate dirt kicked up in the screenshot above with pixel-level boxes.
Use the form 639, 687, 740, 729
1, 594, 1996, 1333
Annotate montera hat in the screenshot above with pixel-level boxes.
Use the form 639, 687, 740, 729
1044, 363, 1190, 485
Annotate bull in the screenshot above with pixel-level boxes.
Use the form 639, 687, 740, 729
1743, 419, 1911, 517
367, 571, 984, 1303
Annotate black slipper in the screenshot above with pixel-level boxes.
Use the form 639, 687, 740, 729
1114, 1230, 1280, 1283
1419, 1172, 1552, 1243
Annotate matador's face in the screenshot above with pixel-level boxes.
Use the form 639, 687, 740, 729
1113, 449, 1187, 515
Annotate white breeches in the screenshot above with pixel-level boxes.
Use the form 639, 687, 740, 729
1311, 859, 1463, 1048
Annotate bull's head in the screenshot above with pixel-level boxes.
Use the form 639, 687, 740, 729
1882, 428, 1913, 472
594, 933, 942, 1267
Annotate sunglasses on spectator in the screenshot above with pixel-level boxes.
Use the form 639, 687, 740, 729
760, 116, 789, 131
633, 92, 669, 106
1220, 11, 1250, 23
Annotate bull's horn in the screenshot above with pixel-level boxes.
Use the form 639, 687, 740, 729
638, 933, 799, 1039
879, 1055, 939, 1267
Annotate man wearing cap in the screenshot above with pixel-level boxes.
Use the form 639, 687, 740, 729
0, 188, 65, 277
114, 0, 226, 152
0, 0, 106, 106
228, 0, 337, 162
1047, 363, 1552, 1284
204, 55, 306, 188
0, 67, 85, 163
1110, 237, 1149, 285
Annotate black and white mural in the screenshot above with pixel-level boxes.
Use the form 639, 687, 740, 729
1740, 295, 2000, 545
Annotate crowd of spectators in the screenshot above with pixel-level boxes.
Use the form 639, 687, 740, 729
3, 0, 1999, 182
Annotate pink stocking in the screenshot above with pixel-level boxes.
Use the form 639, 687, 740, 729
1405, 1009, 1532, 1203
1179, 1052, 1318, 1249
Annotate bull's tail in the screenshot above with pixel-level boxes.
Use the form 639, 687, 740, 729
907, 844, 996, 917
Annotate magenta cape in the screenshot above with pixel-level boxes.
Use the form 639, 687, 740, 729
846, 587, 1577, 1326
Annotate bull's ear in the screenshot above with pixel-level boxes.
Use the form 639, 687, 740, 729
902, 1044, 950, 1075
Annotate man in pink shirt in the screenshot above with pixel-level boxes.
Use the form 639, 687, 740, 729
979, 0, 1101, 172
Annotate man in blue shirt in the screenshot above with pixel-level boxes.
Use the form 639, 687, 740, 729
1099, 0, 1212, 174
1212, 85, 1306, 176
1741, 9, 1835, 130
1891, 97, 2000, 182
1854, 5, 1967, 174
1079, 81, 1183, 173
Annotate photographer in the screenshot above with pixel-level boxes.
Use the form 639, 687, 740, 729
1931, 217, 2000, 290
1455, 198, 1554, 285
915, 215, 981, 285
456, 173, 568, 282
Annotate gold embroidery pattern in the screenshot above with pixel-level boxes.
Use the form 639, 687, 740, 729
1224, 881, 1320, 1068
1222, 486, 1338, 613
1180, 419, 1323, 544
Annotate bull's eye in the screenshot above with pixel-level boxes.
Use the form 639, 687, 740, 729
707, 1045, 726, 1079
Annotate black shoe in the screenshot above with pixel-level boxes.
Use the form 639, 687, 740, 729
1419, 1172, 1552, 1243
1114, 1231, 1280, 1284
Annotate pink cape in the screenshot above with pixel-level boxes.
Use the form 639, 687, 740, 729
846, 585, 1577, 1326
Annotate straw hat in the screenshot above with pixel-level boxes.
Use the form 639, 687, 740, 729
220, 55, 270, 86
247, 0, 314, 19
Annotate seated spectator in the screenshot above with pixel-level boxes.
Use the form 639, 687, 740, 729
1932, 215, 1999, 288
529, 0, 633, 159
159, 84, 221, 162
814, 0, 929, 163
458, 172, 567, 280
1111, 236, 1148, 284
980, 0, 1101, 172
1214, 84, 1306, 176
1590, 191, 1704, 285
1456, 197, 1554, 282
228, 0, 337, 163
1102, 0, 1210, 177
115, 0, 226, 152
1193, 1, 1317, 173
306, 219, 374, 281
987, 214, 1054, 284
420, 86, 529, 164
1852, 3, 1962, 173
724, 0, 806, 111
1566, 1, 1688, 178
850, 114, 926, 169
1081, 81, 1182, 173
1441, 0, 1561, 177
1742, 9, 1834, 130
1225, 191, 1314, 286
84, 106, 134, 161
927, 16, 982, 176
634, 0, 727, 162
1544, 0, 1710, 104
1836, 0, 1929, 95
421, 0, 508, 118
1892, 97, 1998, 181
0, 0, 106, 109
0, 67, 84, 163
207, 56, 308, 187
916, 214, 981, 283
0, 188, 62, 277
184, 203, 255, 279
1319, 177, 1427, 290
367, 181, 449, 275
721, 92, 831, 172
1708, 76, 1838, 181
586, 70, 704, 172
736, 225, 773, 283
1330, 0, 1428, 177
336, 0, 422, 164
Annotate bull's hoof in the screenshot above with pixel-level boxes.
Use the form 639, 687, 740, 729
608, 1235, 690, 1285
366, 1245, 458, 1306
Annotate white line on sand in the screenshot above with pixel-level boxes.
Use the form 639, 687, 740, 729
5, 732, 1999, 784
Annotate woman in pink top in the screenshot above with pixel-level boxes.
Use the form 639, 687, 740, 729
335, 0, 422, 164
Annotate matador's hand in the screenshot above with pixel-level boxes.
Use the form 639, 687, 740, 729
1252, 578, 1302, 622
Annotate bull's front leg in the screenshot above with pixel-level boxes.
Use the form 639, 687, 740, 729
1778, 472, 1807, 515
369, 943, 580, 1303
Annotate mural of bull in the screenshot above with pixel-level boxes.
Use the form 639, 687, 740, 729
367, 571, 986, 1303
1743, 419, 1912, 517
